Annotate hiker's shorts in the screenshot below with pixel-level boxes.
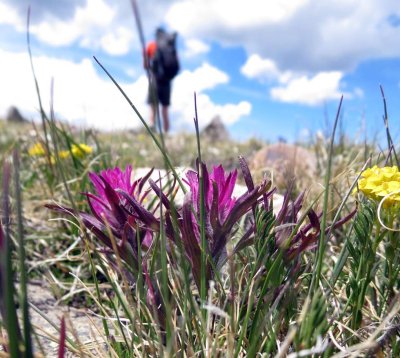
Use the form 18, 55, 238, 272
148, 80, 171, 107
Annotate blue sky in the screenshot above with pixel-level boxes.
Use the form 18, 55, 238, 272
1, 0, 400, 144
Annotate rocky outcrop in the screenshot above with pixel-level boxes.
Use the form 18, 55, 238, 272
6, 106, 27, 123
201, 116, 230, 142
250, 143, 317, 190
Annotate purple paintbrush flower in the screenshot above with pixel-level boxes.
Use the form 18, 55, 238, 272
88, 166, 135, 223
46, 166, 155, 272
180, 160, 271, 288
272, 182, 357, 260
185, 164, 238, 224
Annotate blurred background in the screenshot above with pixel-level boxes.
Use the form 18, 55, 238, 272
1, 0, 400, 144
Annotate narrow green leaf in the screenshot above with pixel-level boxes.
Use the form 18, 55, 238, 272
13, 150, 33, 357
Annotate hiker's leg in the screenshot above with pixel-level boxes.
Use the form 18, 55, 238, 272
149, 104, 157, 129
162, 105, 170, 133
147, 80, 158, 130
157, 81, 171, 133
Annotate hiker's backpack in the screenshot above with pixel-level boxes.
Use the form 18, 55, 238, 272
152, 31, 180, 81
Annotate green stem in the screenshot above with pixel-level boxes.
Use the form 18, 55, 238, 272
309, 96, 343, 295
193, 95, 208, 318
13, 151, 33, 357
351, 219, 381, 331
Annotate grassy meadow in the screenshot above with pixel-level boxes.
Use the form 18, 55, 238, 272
1, 69, 400, 358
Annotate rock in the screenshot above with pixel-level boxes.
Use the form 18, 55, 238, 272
250, 143, 317, 190
201, 116, 230, 142
6, 106, 27, 122
4, 281, 106, 357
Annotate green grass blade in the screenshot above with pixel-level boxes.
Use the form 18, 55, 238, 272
1, 160, 22, 357
29, 303, 77, 350
193, 94, 208, 311
380, 85, 399, 167
309, 96, 343, 294
92, 56, 187, 194
330, 157, 371, 286
13, 150, 34, 357
26, 7, 53, 170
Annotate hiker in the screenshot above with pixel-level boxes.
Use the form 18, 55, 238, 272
144, 27, 179, 133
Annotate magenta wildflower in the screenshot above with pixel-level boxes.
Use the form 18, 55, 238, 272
185, 165, 238, 224
180, 160, 271, 287
85, 166, 137, 231
46, 165, 170, 328
270, 182, 357, 261
88, 166, 135, 222
46, 166, 155, 273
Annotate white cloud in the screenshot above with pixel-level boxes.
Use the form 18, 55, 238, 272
30, 0, 115, 48
3, 0, 397, 123
241, 54, 291, 82
31, 21, 81, 46
182, 38, 210, 58
172, 92, 251, 128
166, 0, 400, 73
100, 26, 134, 55
166, 0, 309, 33
172, 63, 251, 127
0, 2, 24, 28
4, 0, 400, 75
0, 50, 38, 118
0, 49, 146, 130
0, 49, 250, 131
215, 101, 251, 125
270, 71, 344, 105
4, 1, 400, 76
0, 0, 87, 23
241, 54, 279, 80
353, 87, 364, 98
175, 62, 229, 92
242, 53, 362, 105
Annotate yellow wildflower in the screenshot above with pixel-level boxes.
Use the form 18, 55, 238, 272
58, 150, 70, 159
71, 143, 93, 158
28, 142, 46, 156
356, 165, 400, 206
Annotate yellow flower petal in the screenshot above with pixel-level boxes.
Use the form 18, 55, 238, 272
356, 166, 400, 207
28, 142, 46, 156
58, 150, 70, 159
71, 143, 93, 158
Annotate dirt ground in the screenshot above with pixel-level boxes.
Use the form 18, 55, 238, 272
1, 281, 106, 357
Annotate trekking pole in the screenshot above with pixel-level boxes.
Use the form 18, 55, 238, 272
130, 0, 146, 54
130, 0, 164, 138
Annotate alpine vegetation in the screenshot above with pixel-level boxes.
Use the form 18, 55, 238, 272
1, 96, 400, 356
1, 25, 400, 357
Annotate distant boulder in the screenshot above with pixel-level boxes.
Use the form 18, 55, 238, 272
201, 116, 230, 142
250, 143, 317, 190
6, 106, 27, 123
